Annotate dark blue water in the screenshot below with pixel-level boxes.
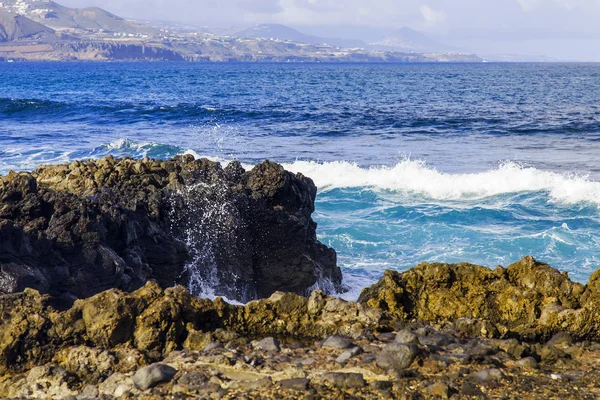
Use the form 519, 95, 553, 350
2, 62, 600, 299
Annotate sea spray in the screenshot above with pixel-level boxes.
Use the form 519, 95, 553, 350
167, 181, 256, 303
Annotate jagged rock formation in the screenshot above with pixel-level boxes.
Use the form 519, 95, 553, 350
359, 256, 600, 340
2, 260, 600, 398
0, 282, 380, 375
0, 156, 342, 303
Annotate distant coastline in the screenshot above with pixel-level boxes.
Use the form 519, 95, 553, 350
0, 1, 482, 63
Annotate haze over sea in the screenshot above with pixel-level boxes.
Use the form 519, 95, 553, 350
2, 62, 600, 300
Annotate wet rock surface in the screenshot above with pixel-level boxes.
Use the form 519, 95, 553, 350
0, 156, 342, 303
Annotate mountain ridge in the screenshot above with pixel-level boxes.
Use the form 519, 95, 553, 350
0, 0, 482, 62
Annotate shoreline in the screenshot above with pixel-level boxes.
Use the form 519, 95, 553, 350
2, 257, 600, 398
2, 157, 600, 398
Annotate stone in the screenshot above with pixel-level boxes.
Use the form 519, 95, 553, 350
541, 345, 568, 363
494, 339, 526, 359
427, 381, 450, 398
516, 357, 538, 369
470, 368, 503, 383
132, 363, 177, 391
547, 332, 574, 347
204, 342, 224, 351
419, 333, 452, 347
253, 337, 281, 352
376, 343, 418, 371
322, 372, 366, 389
394, 329, 419, 344
336, 346, 363, 364
322, 335, 354, 349
370, 380, 393, 390
279, 378, 310, 390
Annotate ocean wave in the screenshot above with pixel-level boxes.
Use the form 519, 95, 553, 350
283, 159, 600, 206
0, 97, 67, 114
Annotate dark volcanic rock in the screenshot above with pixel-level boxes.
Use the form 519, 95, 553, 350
0, 156, 342, 303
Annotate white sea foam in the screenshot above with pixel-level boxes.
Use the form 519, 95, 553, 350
282, 159, 600, 206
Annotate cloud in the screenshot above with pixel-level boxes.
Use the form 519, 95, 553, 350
516, 0, 581, 12
420, 5, 447, 26
235, 0, 283, 14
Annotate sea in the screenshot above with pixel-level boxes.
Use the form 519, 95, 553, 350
2, 62, 600, 300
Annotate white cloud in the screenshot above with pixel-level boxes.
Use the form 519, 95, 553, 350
420, 5, 447, 26
516, 0, 582, 12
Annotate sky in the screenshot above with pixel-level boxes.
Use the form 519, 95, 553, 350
60, 0, 600, 61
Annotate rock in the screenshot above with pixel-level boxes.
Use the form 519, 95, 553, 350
547, 332, 574, 347
132, 363, 177, 390
336, 346, 363, 364
470, 368, 503, 383
370, 380, 393, 390
427, 381, 450, 398
494, 338, 526, 359
541, 345, 568, 363
322, 372, 366, 389
279, 378, 310, 390
419, 333, 452, 347
0, 283, 384, 375
322, 335, 354, 349
175, 371, 209, 391
358, 256, 593, 339
516, 357, 538, 369
204, 342, 224, 352
0, 157, 343, 303
376, 343, 418, 371
394, 329, 419, 344
466, 342, 499, 360
253, 337, 280, 352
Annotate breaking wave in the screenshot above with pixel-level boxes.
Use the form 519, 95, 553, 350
283, 159, 600, 207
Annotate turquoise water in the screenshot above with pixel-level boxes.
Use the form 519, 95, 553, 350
2, 62, 600, 299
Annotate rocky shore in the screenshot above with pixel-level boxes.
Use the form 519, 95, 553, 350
1, 258, 600, 399
0, 156, 342, 304
1, 157, 600, 399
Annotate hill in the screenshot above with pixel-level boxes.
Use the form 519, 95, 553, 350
234, 24, 367, 49
0, 0, 158, 35
371, 27, 455, 52
0, 9, 55, 41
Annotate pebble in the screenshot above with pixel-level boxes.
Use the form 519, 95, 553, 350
470, 368, 503, 383
204, 342, 224, 351
394, 329, 419, 344
547, 332, 574, 347
376, 343, 418, 370
369, 380, 393, 390
516, 357, 539, 369
322, 335, 354, 350
336, 346, 363, 364
377, 332, 396, 342
322, 372, 366, 389
253, 337, 281, 352
279, 378, 310, 390
541, 345, 567, 363
133, 363, 178, 391
427, 381, 450, 398
419, 333, 452, 347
